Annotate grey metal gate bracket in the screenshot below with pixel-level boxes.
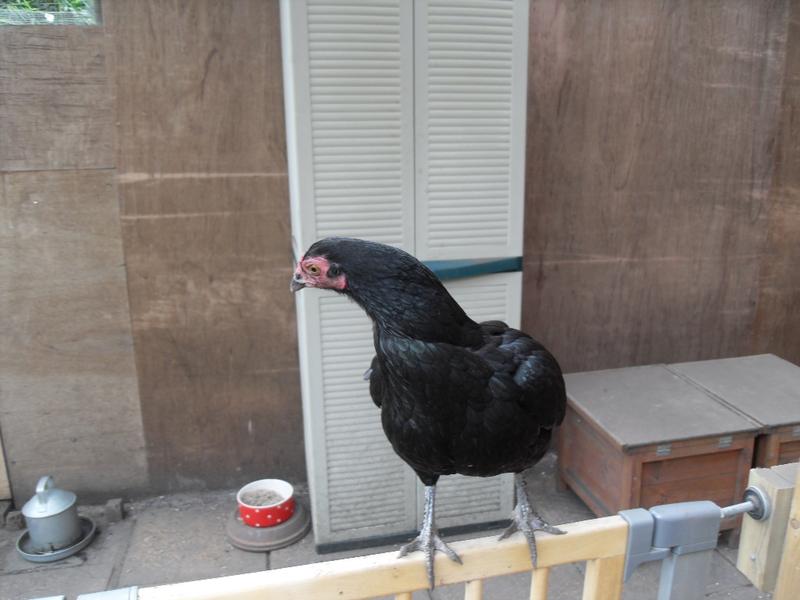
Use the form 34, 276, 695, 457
619, 507, 669, 580
620, 501, 722, 600
620, 488, 772, 600
619, 500, 721, 581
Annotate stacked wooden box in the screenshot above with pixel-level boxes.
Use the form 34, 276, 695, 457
558, 354, 800, 529
669, 354, 800, 468
558, 364, 760, 530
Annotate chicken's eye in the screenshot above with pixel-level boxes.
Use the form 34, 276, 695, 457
307, 264, 321, 276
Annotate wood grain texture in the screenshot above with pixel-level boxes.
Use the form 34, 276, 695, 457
640, 451, 740, 507
0, 26, 114, 171
780, 439, 800, 464
529, 568, 549, 600
641, 449, 740, 486
755, 426, 800, 468
753, 6, 800, 366
138, 516, 629, 600
107, 0, 286, 175
755, 433, 784, 467
1, 0, 797, 503
118, 174, 302, 490
581, 555, 624, 600
463, 579, 483, 600
773, 460, 800, 600
737, 465, 797, 592
0, 170, 148, 501
558, 404, 626, 516
522, 0, 790, 372
107, 0, 302, 490
629, 434, 754, 530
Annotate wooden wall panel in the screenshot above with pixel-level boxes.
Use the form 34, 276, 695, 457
522, 0, 790, 372
108, 0, 286, 175
0, 170, 148, 501
119, 176, 302, 489
1, 0, 798, 500
108, 0, 304, 490
0, 26, 114, 171
753, 4, 800, 365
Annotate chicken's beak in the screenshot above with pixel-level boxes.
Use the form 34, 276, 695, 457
290, 271, 307, 293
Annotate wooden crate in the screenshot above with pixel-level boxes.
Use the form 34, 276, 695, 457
558, 365, 759, 530
669, 354, 800, 467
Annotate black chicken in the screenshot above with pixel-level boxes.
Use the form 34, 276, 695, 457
291, 238, 566, 587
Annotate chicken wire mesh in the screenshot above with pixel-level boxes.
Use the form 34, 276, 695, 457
0, 0, 98, 25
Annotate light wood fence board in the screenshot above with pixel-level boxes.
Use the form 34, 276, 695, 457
139, 516, 627, 600
737, 464, 797, 591
773, 461, 800, 600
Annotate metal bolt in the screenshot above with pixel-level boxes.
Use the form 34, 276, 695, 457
718, 486, 771, 521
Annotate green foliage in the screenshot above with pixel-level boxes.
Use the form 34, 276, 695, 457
0, 0, 95, 25
0, 1, 89, 12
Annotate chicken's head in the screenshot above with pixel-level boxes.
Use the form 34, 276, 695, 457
291, 237, 430, 298
290, 253, 347, 292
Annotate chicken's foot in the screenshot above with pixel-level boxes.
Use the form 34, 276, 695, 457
398, 485, 461, 588
499, 474, 565, 567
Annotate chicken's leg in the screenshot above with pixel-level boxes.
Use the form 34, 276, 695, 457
499, 473, 566, 566
398, 485, 462, 588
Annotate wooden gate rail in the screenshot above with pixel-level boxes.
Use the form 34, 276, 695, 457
137, 516, 628, 600
774, 461, 800, 599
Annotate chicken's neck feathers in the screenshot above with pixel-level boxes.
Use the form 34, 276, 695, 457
347, 276, 482, 347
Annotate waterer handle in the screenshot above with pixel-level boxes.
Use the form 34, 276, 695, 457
36, 475, 54, 504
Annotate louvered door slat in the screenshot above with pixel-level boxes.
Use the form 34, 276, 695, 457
317, 293, 409, 536
308, 0, 412, 246
294, 287, 418, 544
283, 0, 414, 252
415, 0, 528, 260
318, 292, 413, 537
282, 0, 417, 546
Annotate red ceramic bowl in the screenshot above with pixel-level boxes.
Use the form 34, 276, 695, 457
236, 479, 295, 528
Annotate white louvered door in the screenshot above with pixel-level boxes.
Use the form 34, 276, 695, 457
282, 0, 419, 545
414, 0, 528, 260
282, 0, 415, 251
294, 290, 419, 544
282, 0, 528, 547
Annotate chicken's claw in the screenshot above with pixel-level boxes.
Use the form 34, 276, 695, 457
398, 528, 461, 589
499, 475, 566, 567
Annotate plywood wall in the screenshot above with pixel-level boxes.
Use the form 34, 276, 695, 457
522, 0, 800, 372
0, 0, 305, 500
753, 7, 800, 364
0, 26, 147, 502
1, 0, 799, 501
106, 0, 304, 492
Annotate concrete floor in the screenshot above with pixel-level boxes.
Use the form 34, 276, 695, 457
0, 454, 771, 600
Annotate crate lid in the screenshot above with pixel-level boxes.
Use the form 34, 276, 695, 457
564, 364, 760, 449
668, 354, 800, 429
